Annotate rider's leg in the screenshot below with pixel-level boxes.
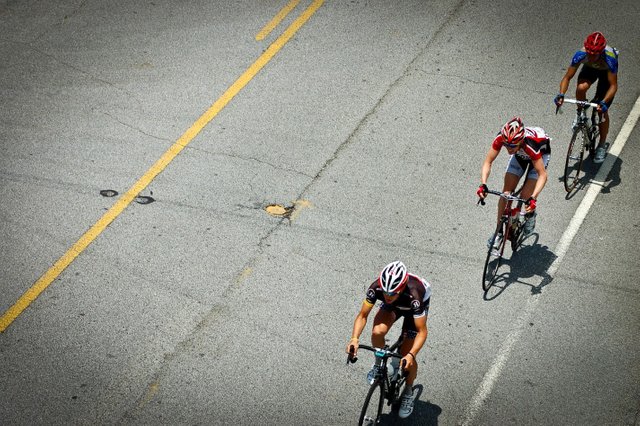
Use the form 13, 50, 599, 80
371, 308, 396, 347
520, 177, 537, 200
599, 111, 610, 146
576, 79, 592, 100
498, 172, 520, 224
399, 334, 418, 387
594, 76, 613, 149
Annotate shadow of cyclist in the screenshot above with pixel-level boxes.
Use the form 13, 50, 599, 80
561, 154, 622, 199
374, 384, 442, 425
483, 233, 557, 300
599, 155, 622, 194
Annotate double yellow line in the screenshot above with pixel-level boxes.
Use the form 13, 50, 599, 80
0, 0, 324, 332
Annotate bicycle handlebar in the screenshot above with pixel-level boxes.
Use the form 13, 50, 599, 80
346, 344, 405, 368
556, 98, 599, 115
560, 98, 600, 108
477, 189, 527, 206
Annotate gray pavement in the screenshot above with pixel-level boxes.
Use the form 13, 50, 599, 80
1, 0, 638, 425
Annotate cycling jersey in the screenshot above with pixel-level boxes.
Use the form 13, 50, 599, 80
491, 127, 551, 161
570, 45, 619, 73
364, 273, 431, 318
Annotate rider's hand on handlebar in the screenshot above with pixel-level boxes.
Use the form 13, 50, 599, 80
598, 100, 608, 113
346, 338, 359, 357
476, 183, 488, 200
525, 197, 537, 213
554, 93, 565, 107
401, 353, 415, 371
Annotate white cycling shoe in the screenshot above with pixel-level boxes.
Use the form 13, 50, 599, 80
594, 143, 609, 163
398, 388, 415, 418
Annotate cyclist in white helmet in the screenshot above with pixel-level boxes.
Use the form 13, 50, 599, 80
346, 261, 432, 419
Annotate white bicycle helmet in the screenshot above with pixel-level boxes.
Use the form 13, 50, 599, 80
379, 261, 408, 294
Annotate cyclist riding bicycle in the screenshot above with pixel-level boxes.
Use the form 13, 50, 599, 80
477, 117, 551, 248
554, 31, 619, 163
346, 261, 431, 419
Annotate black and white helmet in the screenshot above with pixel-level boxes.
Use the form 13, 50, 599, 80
378, 261, 408, 294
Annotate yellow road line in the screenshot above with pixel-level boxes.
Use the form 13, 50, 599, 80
256, 0, 300, 41
0, 0, 324, 333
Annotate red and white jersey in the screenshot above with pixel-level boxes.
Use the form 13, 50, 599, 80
491, 126, 551, 161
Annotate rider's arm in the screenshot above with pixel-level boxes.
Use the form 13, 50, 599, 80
559, 66, 578, 97
602, 70, 618, 106
348, 300, 374, 350
530, 156, 547, 200
402, 315, 428, 369
480, 147, 500, 187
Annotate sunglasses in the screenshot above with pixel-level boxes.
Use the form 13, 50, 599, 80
383, 291, 398, 297
503, 142, 520, 148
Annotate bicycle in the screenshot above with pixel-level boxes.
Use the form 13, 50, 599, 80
347, 335, 408, 425
557, 98, 602, 193
478, 189, 532, 291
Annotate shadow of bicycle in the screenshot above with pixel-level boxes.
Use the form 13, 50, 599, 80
483, 233, 558, 300
374, 384, 442, 425
561, 154, 622, 200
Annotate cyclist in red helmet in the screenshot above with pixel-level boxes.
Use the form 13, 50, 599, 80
477, 117, 551, 248
554, 31, 619, 163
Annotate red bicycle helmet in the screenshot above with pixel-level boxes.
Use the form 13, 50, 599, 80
584, 31, 607, 55
500, 117, 525, 145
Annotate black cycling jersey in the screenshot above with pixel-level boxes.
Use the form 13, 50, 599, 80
364, 274, 431, 318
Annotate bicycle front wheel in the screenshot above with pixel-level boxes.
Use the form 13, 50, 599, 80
358, 380, 385, 426
511, 223, 525, 252
390, 376, 407, 413
482, 221, 507, 291
564, 127, 587, 193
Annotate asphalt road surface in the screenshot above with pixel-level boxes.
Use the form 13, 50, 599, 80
1, 1, 638, 425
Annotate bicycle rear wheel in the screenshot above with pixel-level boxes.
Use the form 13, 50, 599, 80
482, 221, 507, 291
358, 380, 385, 426
564, 127, 587, 192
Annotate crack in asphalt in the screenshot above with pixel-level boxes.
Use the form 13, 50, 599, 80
186, 145, 314, 179
23, 43, 142, 104
412, 68, 552, 96
101, 111, 171, 142
123, 0, 476, 418
0, 169, 103, 197
31, 0, 88, 42
552, 272, 640, 297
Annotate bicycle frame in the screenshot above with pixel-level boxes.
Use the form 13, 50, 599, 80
479, 189, 528, 291
480, 189, 528, 247
348, 335, 407, 425
559, 98, 602, 192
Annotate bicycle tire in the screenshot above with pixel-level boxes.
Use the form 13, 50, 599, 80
511, 223, 525, 252
358, 380, 385, 426
563, 127, 587, 193
482, 221, 507, 291
589, 126, 599, 157
390, 375, 407, 412
588, 110, 599, 157
510, 203, 526, 252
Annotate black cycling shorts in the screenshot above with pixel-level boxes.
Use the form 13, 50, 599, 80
380, 297, 431, 339
577, 66, 615, 107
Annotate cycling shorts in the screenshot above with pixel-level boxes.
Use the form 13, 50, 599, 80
380, 298, 430, 340
506, 153, 550, 180
578, 66, 615, 107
